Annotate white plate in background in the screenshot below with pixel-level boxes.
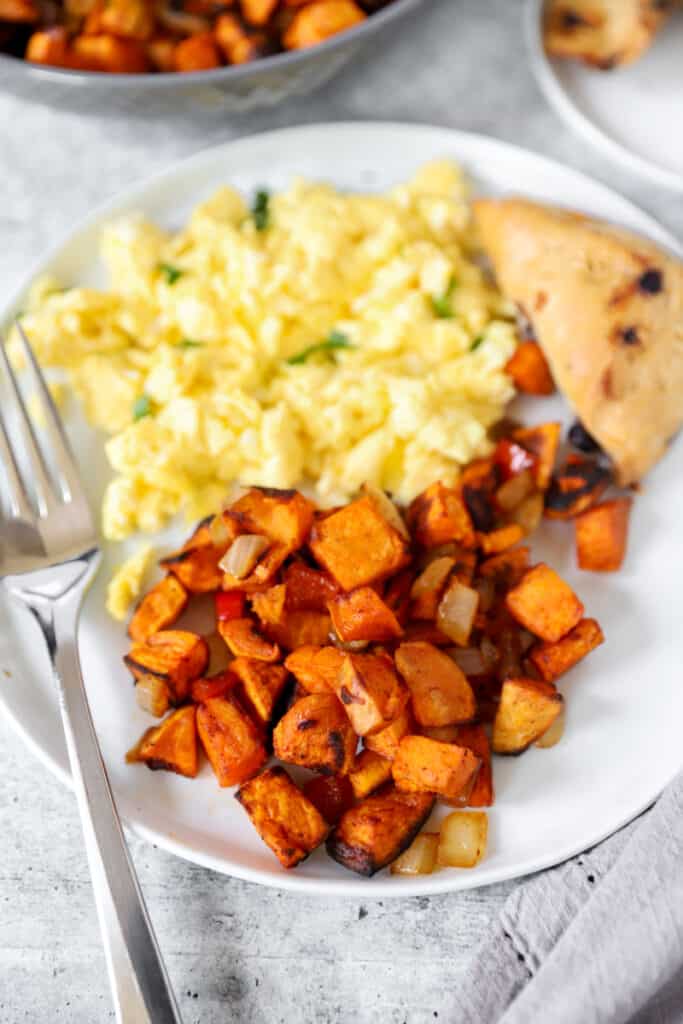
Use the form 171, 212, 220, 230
527, 0, 683, 192
1, 122, 682, 897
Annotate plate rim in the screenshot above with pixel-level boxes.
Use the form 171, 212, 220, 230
525, 0, 683, 195
1, 120, 680, 898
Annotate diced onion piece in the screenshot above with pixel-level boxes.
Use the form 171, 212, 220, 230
437, 582, 479, 646
410, 556, 455, 598
535, 705, 566, 748
390, 832, 439, 876
219, 534, 270, 578
509, 492, 544, 535
447, 646, 486, 676
208, 513, 231, 548
134, 675, 170, 718
362, 481, 410, 540
480, 636, 499, 670
496, 469, 534, 510
437, 811, 488, 868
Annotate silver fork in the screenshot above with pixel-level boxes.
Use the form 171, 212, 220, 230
0, 323, 183, 1024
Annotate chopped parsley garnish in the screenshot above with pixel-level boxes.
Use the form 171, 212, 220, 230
431, 277, 457, 319
175, 338, 203, 349
132, 394, 153, 421
470, 335, 485, 352
157, 262, 184, 286
286, 330, 354, 366
252, 189, 271, 232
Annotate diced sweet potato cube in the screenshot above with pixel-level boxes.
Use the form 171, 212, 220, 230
348, 749, 393, 799
492, 677, 563, 754
575, 499, 631, 572
0, 0, 38, 22
545, 457, 612, 520
218, 617, 280, 662
478, 524, 524, 556
479, 546, 531, 587
529, 618, 604, 682
392, 735, 481, 803
364, 706, 413, 760
407, 481, 475, 549
240, 0, 278, 25
265, 609, 332, 651
283, 0, 365, 49
326, 786, 435, 876
230, 658, 289, 725
214, 11, 249, 63
25, 27, 70, 66
146, 35, 176, 71
455, 724, 493, 807
395, 642, 476, 727
283, 561, 339, 611
174, 31, 221, 70
128, 575, 188, 644
128, 705, 198, 777
237, 766, 329, 869
72, 33, 149, 71
225, 487, 314, 578
328, 586, 403, 644
512, 423, 561, 491
273, 692, 356, 774
284, 645, 345, 694
309, 496, 409, 591
335, 653, 408, 737
506, 563, 584, 642
251, 584, 287, 627
124, 630, 208, 703
97, 0, 155, 39
302, 774, 355, 825
197, 695, 266, 787
505, 340, 555, 395
161, 517, 235, 594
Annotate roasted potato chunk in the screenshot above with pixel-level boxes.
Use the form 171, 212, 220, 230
335, 652, 408, 737
348, 748, 393, 799
575, 498, 631, 572
407, 481, 475, 549
284, 644, 345, 694
265, 609, 332, 651
395, 642, 475, 727
392, 735, 481, 803
128, 575, 188, 644
197, 695, 267, 787
506, 563, 584, 642
454, 724, 494, 807
529, 617, 604, 682
218, 617, 280, 662
128, 705, 198, 778
505, 340, 555, 395
230, 658, 289, 725
250, 583, 287, 628
492, 677, 563, 755
237, 766, 329, 869
309, 495, 409, 591
326, 786, 435, 876
328, 586, 403, 644
161, 517, 235, 594
224, 487, 315, 586
273, 692, 356, 775
283, 560, 340, 611
25, 27, 71, 66
284, 0, 365, 49
124, 630, 208, 703
303, 774, 355, 825
363, 706, 413, 760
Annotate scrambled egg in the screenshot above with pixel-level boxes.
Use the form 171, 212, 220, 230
11, 162, 517, 542
105, 544, 153, 621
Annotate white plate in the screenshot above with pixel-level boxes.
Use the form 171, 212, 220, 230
526, 0, 683, 192
1, 122, 682, 898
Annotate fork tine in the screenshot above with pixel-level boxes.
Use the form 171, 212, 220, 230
0, 403, 35, 521
0, 333, 56, 517
14, 322, 85, 507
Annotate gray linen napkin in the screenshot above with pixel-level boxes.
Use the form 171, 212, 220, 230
454, 771, 683, 1024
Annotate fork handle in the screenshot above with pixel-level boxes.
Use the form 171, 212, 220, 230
26, 563, 183, 1024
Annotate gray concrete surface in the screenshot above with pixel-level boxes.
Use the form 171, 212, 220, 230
1, 1, 682, 1021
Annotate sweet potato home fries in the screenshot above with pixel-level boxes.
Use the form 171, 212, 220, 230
0, 0, 395, 73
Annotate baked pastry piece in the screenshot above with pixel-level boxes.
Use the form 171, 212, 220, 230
543, 0, 677, 68
473, 197, 683, 484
